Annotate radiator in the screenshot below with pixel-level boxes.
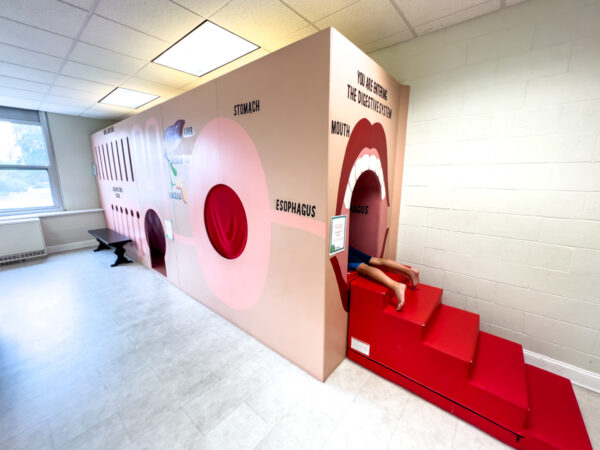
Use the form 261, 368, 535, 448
0, 218, 47, 266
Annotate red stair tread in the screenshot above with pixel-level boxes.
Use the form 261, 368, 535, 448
423, 305, 479, 363
524, 364, 592, 450
382, 284, 442, 327
469, 332, 528, 410
350, 275, 389, 296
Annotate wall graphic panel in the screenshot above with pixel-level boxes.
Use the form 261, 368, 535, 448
91, 29, 409, 381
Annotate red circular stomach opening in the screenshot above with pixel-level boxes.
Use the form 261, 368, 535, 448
204, 184, 248, 259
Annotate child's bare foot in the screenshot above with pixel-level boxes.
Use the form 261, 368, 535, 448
409, 268, 420, 287
393, 282, 407, 311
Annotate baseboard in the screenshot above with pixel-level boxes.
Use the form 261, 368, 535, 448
523, 349, 600, 393
47, 239, 97, 254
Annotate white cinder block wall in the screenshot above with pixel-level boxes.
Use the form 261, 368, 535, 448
371, 0, 600, 377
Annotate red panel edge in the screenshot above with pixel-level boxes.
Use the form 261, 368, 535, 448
347, 349, 522, 449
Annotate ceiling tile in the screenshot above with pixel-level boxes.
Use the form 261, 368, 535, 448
84, 103, 133, 119
0, 86, 46, 101
169, 0, 228, 18
0, 43, 63, 72
39, 102, 88, 116
211, 0, 310, 48
135, 63, 199, 87
54, 75, 114, 95
95, 0, 202, 42
505, 0, 527, 5
61, 61, 128, 85
0, 17, 73, 57
262, 25, 318, 52
281, 0, 360, 23
362, 29, 414, 53
59, 0, 96, 9
49, 85, 105, 102
69, 41, 146, 74
44, 94, 95, 108
0, 75, 50, 94
120, 77, 177, 97
316, 0, 409, 46
413, 0, 500, 36
0, 62, 56, 84
0, 95, 41, 110
393, 0, 493, 26
0, 0, 88, 38
79, 15, 168, 59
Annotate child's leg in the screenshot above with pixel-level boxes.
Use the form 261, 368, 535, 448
368, 257, 420, 287
356, 263, 407, 310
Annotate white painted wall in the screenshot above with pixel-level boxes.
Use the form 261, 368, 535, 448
46, 112, 112, 210
42, 113, 113, 249
372, 0, 600, 375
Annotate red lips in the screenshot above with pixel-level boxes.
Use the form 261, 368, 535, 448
335, 118, 390, 216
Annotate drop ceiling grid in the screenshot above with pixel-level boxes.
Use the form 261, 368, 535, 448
0, 0, 527, 119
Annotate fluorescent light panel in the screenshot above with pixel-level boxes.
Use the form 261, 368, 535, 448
99, 88, 158, 109
153, 21, 258, 77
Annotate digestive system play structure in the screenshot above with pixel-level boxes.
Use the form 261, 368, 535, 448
90, 29, 591, 449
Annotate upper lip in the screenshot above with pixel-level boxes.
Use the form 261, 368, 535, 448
336, 118, 390, 215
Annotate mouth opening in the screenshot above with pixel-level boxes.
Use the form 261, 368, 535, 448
348, 168, 387, 259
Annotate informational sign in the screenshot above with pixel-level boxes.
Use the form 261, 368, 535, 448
329, 215, 347, 255
350, 337, 370, 356
164, 219, 174, 240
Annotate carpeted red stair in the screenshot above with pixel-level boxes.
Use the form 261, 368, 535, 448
346, 274, 592, 449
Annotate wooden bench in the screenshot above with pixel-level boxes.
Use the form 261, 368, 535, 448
88, 228, 132, 267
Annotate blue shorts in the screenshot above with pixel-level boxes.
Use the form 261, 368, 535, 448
348, 246, 372, 271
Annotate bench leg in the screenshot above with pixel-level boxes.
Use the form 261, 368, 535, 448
94, 239, 111, 252
111, 244, 132, 267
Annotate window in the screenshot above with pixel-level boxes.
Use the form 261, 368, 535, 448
0, 107, 62, 215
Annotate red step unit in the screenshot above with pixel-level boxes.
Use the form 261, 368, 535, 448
521, 365, 592, 450
346, 275, 592, 449
466, 332, 529, 431
420, 304, 479, 396
348, 276, 442, 384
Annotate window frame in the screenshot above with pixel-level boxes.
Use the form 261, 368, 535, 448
0, 109, 63, 216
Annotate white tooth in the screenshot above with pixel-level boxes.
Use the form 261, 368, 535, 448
360, 154, 370, 173
375, 157, 382, 174
375, 165, 382, 180
379, 173, 386, 199
344, 184, 351, 209
349, 165, 357, 190
356, 156, 364, 175
369, 155, 377, 172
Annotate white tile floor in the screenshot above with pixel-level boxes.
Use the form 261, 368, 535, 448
0, 249, 598, 450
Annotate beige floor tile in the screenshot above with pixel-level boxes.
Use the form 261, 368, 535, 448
386, 395, 458, 450
322, 396, 399, 450
0, 422, 52, 450
183, 356, 270, 433
245, 362, 313, 425
451, 421, 511, 449
255, 399, 337, 450
299, 358, 371, 423
123, 408, 199, 450
58, 414, 130, 450
117, 386, 182, 439
193, 403, 269, 450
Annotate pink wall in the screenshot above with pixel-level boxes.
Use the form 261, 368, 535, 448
91, 29, 409, 381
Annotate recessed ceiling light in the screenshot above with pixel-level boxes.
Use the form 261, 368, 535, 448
99, 88, 158, 109
153, 21, 259, 77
